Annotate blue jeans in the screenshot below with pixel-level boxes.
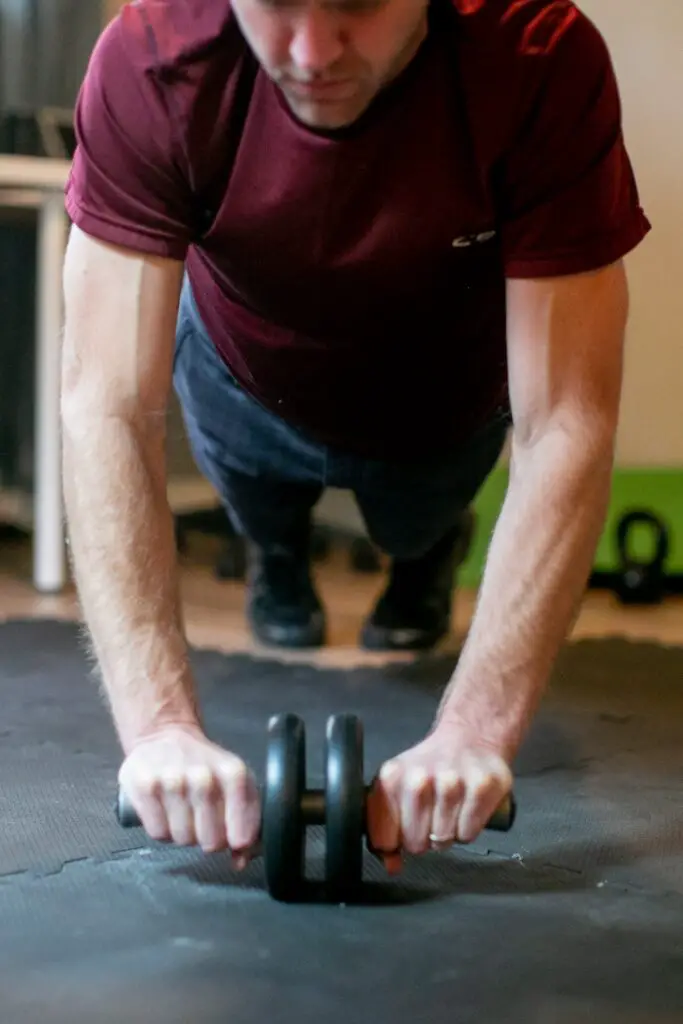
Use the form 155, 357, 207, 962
172, 276, 508, 559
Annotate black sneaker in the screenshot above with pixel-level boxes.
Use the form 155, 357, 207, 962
360, 509, 475, 652
246, 539, 326, 649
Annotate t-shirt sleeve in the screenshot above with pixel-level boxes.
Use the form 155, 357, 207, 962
65, 13, 195, 260
498, 10, 651, 278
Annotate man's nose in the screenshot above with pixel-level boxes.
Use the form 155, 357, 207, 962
289, 12, 345, 75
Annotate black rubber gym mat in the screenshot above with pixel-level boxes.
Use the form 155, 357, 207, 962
1, 616, 683, 1022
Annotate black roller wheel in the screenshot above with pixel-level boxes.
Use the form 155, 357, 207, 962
324, 714, 366, 901
262, 713, 307, 902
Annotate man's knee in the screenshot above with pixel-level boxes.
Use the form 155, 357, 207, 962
362, 505, 475, 562
363, 518, 450, 561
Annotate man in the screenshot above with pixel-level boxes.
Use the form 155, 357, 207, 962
60, 0, 649, 868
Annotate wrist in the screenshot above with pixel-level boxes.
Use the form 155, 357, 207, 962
125, 717, 205, 751
113, 694, 203, 755
434, 657, 543, 763
431, 701, 525, 763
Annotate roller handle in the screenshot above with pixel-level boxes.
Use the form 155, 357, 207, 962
360, 787, 516, 834
116, 789, 144, 828
115, 787, 516, 833
115, 789, 266, 858
486, 791, 516, 832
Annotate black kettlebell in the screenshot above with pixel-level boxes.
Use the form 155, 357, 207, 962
614, 508, 670, 605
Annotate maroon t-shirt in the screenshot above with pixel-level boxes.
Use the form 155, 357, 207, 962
65, 0, 650, 459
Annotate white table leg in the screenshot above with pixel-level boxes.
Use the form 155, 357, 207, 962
33, 193, 68, 592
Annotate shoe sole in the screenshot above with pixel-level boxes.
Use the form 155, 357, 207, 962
359, 510, 473, 653
359, 622, 450, 653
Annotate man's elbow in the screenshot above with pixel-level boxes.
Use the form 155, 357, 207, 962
511, 405, 619, 476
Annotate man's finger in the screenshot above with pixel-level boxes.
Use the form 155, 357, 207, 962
429, 767, 464, 848
400, 767, 433, 854
366, 761, 402, 856
381, 851, 403, 875
221, 759, 260, 853
458, 766, 509, 843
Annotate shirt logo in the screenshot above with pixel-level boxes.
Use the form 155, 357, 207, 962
452, 230, 497, 249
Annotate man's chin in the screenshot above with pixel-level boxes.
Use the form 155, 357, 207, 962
281, 91, 371, 131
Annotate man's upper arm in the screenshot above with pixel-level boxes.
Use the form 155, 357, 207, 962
498, 6, 650, 279
65, 11, 195, 260
62, 10, 194, 424
61, 226, 185, 424
494, 9, 644, 450
505, 263, 629, 451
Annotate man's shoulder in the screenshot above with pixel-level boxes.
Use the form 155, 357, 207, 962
104, 0, 246, 76
438, 0, 615, 158
74, 0, 255, 216
448, 0, 608, 75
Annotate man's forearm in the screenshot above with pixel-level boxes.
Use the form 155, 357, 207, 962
436, 427, 616, 758
62, 413, 201, 753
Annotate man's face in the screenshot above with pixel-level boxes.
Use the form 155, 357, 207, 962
231, 0, 430, 130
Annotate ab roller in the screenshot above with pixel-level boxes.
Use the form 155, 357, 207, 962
116, 712, 517, 902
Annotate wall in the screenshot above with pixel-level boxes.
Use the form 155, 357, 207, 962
579, 0, 683, 468
0, 0, 101, 111
102, 0, 124, 22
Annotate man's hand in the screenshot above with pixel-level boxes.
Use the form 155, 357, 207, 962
365, 724, 513, 873
118, 724, 262, 868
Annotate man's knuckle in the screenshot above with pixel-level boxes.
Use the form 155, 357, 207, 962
134, 773, 159, 800
379, 760, 402, 787
436, 768, 463, 799
472, 772, 497, 800
187, 765, 218, 800
219, 758, 248, 792
406, 767, 430, 795
160, 770, 187, 797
